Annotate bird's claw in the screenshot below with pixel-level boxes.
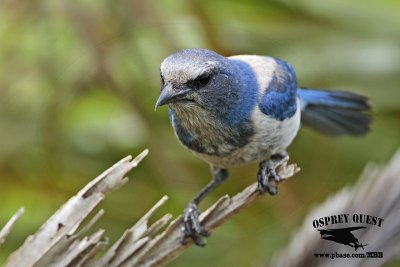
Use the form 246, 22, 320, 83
257, 154, 288, 195
181, 202, 210, 246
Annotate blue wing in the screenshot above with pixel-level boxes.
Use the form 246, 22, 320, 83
258, 59, 298, 121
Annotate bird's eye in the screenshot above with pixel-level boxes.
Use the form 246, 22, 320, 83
187, 73, 212, 89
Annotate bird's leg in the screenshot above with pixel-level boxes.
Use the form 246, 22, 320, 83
181, 167, 229, 246
257, 152, 288, 195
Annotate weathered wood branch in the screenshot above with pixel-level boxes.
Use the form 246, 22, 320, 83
1, 150, 299, 267
4, 149, 149, 267
0, 207, 25, 247
121, 157, 299, 267
3, 148, 399, 267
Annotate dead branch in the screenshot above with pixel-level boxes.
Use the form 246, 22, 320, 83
6, 147, 399, 266
0, 208, 25, 247
1, 150, 299, 267
4, 149, 149, 267
116, 157, 299, 267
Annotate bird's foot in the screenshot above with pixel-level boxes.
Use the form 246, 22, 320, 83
181, 202, 210, 246
257, 153, 289, 195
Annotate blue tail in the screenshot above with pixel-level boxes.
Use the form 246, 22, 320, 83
298, 88, 372, 136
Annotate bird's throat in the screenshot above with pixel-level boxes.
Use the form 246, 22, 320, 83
169, 104, 252, 156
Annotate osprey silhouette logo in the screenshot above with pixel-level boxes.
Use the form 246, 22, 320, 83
318, 227, 367, 251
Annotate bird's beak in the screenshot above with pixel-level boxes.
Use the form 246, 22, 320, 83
155, 85, 189, 110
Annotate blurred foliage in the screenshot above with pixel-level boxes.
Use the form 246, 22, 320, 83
0, 0, 399, 266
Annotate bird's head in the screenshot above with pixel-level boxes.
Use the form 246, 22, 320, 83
155, 48, 237, 113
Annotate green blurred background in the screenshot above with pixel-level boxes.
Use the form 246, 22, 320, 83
0, 0, 399, 266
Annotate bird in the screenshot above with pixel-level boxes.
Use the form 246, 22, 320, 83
155, 48, 371, 246
318, 227, 367, 251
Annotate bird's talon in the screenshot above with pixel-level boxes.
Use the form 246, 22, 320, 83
180, 235, 188, 245
192, 234, 206, 247
181, 202, 209, 246
267, 184, 278, 195
257, 155, 286, 195
198, 228, 211, 237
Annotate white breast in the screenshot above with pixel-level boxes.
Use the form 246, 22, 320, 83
193, 100, 301, 168
250, 98, 301, 155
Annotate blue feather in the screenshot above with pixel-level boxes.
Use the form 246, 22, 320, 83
259, 59, 298, 121
298, 88, 370, 110
222, 59, 258, 126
